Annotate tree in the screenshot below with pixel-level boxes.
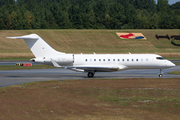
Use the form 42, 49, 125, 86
170, 2, 180, 9
59, 0, 69, 12
11, 11, 18, 29
149, 13, 159, 29
85, 10, 96, 29
93, 0, 106, 29
157, 0, 169, 12
133, 0, 156, 12
0, 0, 15, 7
69, 5, 83, 28
3, 10, 11, 29
122, 3, 136, 29
0, 0, 179, 29
108, 3, 125, 29
0, 12, 5, 29
58, 11, 72, 29
158, 12, 171, 29
24, 10, 35, 29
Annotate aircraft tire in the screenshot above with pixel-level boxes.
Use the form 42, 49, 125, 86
158, 74, 163, 78
88, 72, 94, 78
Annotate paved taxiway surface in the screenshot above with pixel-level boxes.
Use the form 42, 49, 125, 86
0, 65, 180, 87
1, 60, 180, 66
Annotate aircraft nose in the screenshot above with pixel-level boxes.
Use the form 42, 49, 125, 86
168, 61, 176, 67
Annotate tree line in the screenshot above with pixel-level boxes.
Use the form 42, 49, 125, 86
0, 0, 180, 30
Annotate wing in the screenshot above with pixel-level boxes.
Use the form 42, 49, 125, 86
51, 59, 127, 72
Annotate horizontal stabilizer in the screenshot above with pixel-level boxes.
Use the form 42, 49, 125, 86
6, 37, 38, 40
6, 34, 39, 40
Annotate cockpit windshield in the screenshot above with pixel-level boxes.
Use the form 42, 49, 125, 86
156, 57, 166, 60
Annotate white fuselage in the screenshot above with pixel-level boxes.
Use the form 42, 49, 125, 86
38, 54, 175, 72
73, 54, 173, 69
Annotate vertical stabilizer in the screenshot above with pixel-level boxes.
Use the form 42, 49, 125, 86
7, 34, 65, 58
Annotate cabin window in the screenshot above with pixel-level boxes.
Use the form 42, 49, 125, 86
146, 59, 148, 61
136, 59, 138, 61
85, 59, 87, 62
113, 59, 115, 61
141, 59, 143, 61
108, 59, 110, 61
156, 57, 165, 60
103, 59, 105, 61
118, 59, 120, 61
99, 59, 101, 61
127, 59, 129, 61
94, 59, 96, 61
132, 59, 134, 61
122, 59, 124, 61
90, 59, 92, 62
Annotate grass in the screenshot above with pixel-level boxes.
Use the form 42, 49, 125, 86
1, 29, 180, 59
0, 78, 180, 120
169, 71, 180, 75
174, 62, 180, 65
97, 89, 180, 111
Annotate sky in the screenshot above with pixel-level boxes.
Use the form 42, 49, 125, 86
155, 0, 180, 5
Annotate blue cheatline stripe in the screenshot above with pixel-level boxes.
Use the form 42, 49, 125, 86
134, 36, 145, 39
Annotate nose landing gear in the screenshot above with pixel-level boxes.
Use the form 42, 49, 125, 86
158, 69, 163, 77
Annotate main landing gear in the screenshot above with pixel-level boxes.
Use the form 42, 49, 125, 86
87, 72, 95, 78
158, 69, 163, 77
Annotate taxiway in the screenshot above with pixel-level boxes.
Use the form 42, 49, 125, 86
0, 65, 179, 87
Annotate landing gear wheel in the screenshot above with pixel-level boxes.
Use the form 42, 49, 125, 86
158, 74, 163, 78
87, 72, 94, 78
158, 69, 163, 78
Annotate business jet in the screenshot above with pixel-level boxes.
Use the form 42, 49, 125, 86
7, 34, 175, 78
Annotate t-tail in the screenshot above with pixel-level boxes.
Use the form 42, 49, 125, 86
7, 34, 74, 65
7, 34, 65, 58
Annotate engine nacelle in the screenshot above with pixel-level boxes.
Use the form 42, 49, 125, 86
30, 58, 45, 63
30, 54, 74, 65
57, 54, 74, 64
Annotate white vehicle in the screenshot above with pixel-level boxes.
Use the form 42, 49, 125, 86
7, 34, 175, 78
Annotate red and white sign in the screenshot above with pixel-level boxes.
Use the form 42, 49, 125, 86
116, 33, 147, 40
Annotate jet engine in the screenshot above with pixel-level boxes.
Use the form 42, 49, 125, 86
30, 54, 74, 65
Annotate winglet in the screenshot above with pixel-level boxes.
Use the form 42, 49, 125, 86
51, 59, 61, 67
